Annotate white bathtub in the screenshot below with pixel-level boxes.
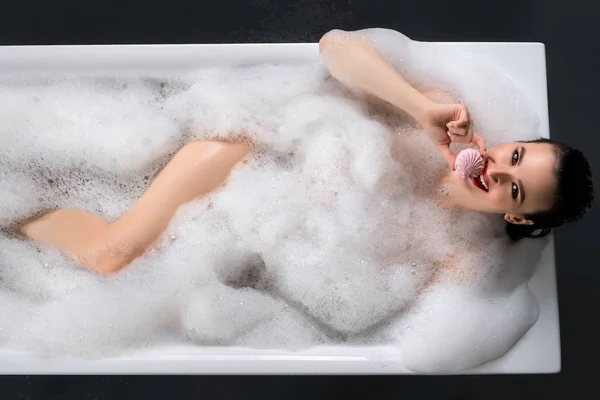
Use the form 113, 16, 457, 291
0, 41, 559, 374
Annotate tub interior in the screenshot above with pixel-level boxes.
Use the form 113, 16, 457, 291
0, 41, 560, 374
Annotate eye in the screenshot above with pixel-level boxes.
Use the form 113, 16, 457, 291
511, 149, 519, 165
512, 182, 519, 200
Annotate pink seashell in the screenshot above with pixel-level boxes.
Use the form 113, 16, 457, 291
455, 148, 485, 179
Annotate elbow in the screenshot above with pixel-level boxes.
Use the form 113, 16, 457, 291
318, 36, 326, 52
77, 244, 136, 276
318, 29, 347, 53
318, 32, 330, 52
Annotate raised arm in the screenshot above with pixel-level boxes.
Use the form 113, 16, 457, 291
318, 29, 485, 167
318, 30, 433, 123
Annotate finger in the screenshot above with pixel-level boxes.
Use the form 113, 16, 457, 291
466, 118, 475, 139
447, 118, 472, 136
448, 131, 471, 144
447, 105, 470, 128
471, 133, 486, 155
437, 144, 457, 169
446, 120, 470, 131
446, 125, 468, 136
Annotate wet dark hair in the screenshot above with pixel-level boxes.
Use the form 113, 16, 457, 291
506, 138, 594, 241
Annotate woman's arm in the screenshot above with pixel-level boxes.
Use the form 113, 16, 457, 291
319, 30, 433, 123
318, 29, 485, 167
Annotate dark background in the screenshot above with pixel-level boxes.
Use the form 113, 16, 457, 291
0, 0, 598, 398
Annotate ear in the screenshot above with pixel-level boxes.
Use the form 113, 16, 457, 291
504, 214, 534, 225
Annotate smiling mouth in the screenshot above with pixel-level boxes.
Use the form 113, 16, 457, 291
472, 162, 489, 192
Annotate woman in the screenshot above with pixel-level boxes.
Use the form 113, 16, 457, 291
19, 30, 594, 275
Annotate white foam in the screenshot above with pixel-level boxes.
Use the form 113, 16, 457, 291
396, 283, 540, 373
181, 283, 282, 345
0, 28, 544, 372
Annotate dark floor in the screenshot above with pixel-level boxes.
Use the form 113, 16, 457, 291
1, 0, 599, 399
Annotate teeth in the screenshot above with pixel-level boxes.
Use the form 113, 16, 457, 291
478, 175, 488, 190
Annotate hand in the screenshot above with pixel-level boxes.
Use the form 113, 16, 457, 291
421, 103, 486, 169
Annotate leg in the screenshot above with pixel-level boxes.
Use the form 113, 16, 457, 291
20, 210, 110, 262
19, 140, 251, 275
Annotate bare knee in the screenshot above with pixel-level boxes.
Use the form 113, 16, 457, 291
74, 223, 145, 275
77, 243, 134, 276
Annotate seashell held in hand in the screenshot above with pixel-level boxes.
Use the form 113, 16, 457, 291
455, 148, 485, 179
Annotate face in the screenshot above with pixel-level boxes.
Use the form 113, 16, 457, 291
449, 142, 558, 224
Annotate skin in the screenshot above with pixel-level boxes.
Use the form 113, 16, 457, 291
442, 142, 557, 224
20, 140, 251, 274
319, 29, 558, 225
19, 30, 559, 275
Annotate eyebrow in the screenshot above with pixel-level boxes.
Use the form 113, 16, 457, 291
518, 146, 526, 205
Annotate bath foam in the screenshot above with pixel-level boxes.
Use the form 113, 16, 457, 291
0, 169, 41, 227
0, 28, 544, 372
396, 283, 540, 373
181, 283, 284, 345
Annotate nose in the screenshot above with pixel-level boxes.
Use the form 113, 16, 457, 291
487, 164, 512, 184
